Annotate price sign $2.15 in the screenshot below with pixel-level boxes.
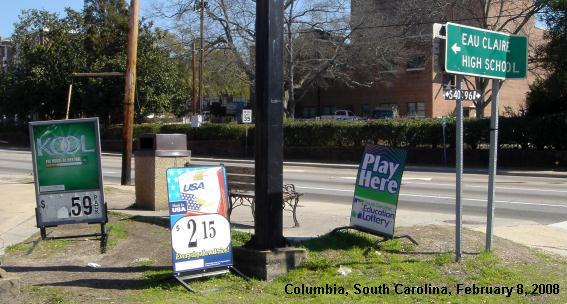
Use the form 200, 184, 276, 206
171, 214, 231, 255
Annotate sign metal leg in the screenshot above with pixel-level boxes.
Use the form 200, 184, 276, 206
174, 276, 198, 293
230, 266, 251, 282
35, 223, 111, 254
100, 224, 112, 254
173, 266, 249, 293
331, 226, 418, 256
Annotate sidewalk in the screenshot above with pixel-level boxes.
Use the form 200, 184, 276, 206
1, 173, 565, 257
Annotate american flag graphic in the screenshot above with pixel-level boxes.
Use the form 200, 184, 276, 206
181, 193, 202, 211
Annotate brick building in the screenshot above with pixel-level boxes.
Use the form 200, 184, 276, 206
0, 37, 15, 73
295, 0, 545, 118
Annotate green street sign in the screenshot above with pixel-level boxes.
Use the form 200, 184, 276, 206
445, 22, 527, 80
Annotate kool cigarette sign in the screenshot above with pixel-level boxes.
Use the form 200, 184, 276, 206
350, 145, 407, 237
29, 118, 107, 227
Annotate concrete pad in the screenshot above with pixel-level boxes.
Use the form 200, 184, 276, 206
0, 176, 36, 237
550, 221, 567, 231
0, 175, 37, 256
0, 216, 37, 256
471, 225, 567, 257
233, 246, 307, 281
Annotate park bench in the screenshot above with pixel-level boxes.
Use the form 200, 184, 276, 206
223, 165, 303, 227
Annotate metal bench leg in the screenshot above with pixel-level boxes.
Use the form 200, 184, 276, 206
292, 197, 300, 227
228, 198, 234, 217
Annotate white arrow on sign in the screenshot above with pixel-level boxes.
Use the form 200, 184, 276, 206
476, 92, 481, 99
451, 43, 461, 54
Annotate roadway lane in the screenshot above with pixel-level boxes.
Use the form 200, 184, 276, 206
1, 148, 565, 224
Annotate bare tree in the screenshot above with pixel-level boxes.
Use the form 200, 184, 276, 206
155, 0, 418, 118
283, 0, 419, 117
154, 0, 544, 118
150, 0, 254, 104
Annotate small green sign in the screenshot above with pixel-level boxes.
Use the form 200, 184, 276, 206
445, 22, 527, 80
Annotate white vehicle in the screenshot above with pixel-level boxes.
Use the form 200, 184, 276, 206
320, 110, 362, 121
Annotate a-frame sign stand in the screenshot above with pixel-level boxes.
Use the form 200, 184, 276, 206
173, 266, 250, 293
331, 225, 418, 256
36, 212, 111, 254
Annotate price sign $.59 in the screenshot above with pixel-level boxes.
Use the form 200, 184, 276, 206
40, 193, 100, 217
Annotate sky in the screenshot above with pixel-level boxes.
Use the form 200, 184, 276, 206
0, 0, 163, 39
0, 1, 548, 40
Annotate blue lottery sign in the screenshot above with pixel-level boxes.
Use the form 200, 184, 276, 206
167, 167, 232, 274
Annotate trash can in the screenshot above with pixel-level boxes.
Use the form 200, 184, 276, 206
135, 133, 191, 210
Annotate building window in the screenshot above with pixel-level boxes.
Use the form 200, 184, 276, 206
406, 55, 425, 71
407, 102, 425, 117
322, 106, 337, 115
302, 107, 317, 118
379, 103, 396, 110
443, 74, 456, 90
379, 103, 399, 117
378, 59, 398, 74
361, 104, 371, 116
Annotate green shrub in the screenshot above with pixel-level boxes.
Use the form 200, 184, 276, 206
100, 114, 565, 150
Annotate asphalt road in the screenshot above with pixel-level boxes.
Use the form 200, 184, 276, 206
1, 147, 565, 225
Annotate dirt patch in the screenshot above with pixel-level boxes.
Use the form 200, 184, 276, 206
1, 214, 172, 303
393, 226, 539, 264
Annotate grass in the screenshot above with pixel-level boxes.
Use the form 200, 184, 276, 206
22, 286, 71, 304
5, 216, 565, 303
5, 241, 31, 255
106, 219, 129, 249
123, 231, 566, 304
5, 236, 69, 258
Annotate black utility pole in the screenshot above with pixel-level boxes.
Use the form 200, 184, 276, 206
250, 0, 285, 250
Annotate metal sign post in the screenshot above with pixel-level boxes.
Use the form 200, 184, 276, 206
242, 109, 252, 157
441, 22, 528, 259
486, 79, 500, 251
455, 75, 464, 262
442, 117, 447, 166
